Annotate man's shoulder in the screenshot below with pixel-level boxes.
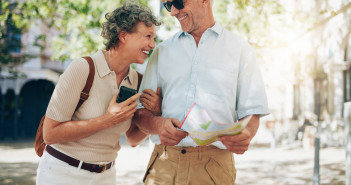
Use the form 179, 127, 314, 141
221, 28, 247, 45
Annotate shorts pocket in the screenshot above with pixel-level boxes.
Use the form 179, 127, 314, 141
205, 158, 234, 185
143, 150, 159, 183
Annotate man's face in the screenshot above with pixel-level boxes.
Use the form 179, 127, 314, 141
169, 0, 203, 34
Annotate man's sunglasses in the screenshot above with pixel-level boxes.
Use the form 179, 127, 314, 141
164, 0, 184, 12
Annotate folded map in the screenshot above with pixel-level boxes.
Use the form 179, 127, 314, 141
180, 103, 252, 146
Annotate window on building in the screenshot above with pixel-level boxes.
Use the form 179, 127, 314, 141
6, 12, 21, 54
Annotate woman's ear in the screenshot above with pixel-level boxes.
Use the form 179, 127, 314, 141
119, 31, 127, 43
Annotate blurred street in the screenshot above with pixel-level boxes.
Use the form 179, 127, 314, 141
0, 140, 346, 185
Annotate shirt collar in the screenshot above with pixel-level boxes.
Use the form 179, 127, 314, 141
178, 22, 223, 38
208, 22, 223, 35
93, 50, 110, 78
125, 67, 135, 85
92, 50, 134, 85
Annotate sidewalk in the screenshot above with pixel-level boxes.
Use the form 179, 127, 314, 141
0, 140, 346, 185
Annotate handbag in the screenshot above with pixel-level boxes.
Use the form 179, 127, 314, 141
34, 56, 95, 157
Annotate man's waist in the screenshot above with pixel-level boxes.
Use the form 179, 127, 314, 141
149, 135, 227, 149
154, 144, 229, 157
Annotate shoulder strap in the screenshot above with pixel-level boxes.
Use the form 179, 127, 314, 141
75, 56, 95, 111
137, 71, 143, 92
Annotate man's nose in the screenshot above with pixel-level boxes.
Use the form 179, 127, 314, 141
170, 5, 180, 16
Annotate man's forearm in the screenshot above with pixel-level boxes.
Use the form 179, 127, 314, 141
246, 114, 260, 140
133, 108, 163, 135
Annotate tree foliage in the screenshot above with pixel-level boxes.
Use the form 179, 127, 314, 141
1, 0, 293, 66
19, 0, 149, 62
213, 0, 285, 49
0, 0, 28, 76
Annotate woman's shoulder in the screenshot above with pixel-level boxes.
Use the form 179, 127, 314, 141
64, 58, 90, 75
59, 57, 91, 84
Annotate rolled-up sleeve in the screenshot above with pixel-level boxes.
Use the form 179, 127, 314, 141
137, 47, 161, 109
236, 42, 270, 119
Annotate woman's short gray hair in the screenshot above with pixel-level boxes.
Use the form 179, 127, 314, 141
101, 2, 161, 50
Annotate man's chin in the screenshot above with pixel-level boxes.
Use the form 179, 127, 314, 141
180, 26, 190, 33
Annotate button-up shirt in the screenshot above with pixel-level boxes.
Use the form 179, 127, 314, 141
138, 23, 269, 149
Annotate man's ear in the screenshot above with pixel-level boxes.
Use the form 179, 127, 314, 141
201, 0, 211, 7
119, 31, 127, 43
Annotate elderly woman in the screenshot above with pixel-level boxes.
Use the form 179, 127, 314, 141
36, 2, 161, 185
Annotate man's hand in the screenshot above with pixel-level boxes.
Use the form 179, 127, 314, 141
218, 115, 260, 154
157, 118, 188, 146
218, 128, 253, 154
140, 87, 162, 116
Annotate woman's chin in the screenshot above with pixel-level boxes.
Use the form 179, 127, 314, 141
136, 59, 147, 64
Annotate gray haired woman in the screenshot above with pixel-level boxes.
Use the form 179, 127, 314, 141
36, 2, 161, 185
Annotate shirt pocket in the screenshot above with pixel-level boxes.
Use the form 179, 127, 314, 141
198, 65, 237, 102
206, 52, 237, 73
196, 93, 236, 124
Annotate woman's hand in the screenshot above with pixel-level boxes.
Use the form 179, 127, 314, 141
140, 87, 162, 116
43, 93, 141, 145
106, 93, 140, 125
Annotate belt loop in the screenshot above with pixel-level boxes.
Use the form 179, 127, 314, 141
78, 161, 83, 169
163, 145, 167, 156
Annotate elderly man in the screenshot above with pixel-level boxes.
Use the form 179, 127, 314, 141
134, 0, 269, 184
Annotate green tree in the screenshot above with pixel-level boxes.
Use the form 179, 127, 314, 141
0, 0, 28, 78
161, 0, 286, 57
2, 0, 287, 69
20, 0, 149, 62
213, 0, 284, 50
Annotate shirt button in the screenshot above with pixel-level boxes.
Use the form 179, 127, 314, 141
194, 61, 198, 65
181, 149, 186, 154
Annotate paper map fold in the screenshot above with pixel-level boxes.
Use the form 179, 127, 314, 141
180, 103, 252, 146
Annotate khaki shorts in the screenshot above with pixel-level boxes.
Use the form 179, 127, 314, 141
143, 144, 236, 185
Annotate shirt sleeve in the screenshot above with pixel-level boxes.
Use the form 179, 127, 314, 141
137, 47, 160, 109
46, 58, 90, 122
236, 42, 270, 119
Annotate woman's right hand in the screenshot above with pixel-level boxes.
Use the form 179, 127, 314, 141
106, 93, 140, 125
43, 93, 140, 144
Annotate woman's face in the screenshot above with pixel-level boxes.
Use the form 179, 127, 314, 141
124, 22, 156, 64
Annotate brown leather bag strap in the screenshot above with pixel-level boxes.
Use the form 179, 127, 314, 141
76, 56, 95, 111
137, 71, 143, 92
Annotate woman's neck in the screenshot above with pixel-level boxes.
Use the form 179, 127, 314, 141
105, 49, 130, 86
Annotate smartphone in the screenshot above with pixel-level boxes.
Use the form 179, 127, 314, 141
117, 86, 137, 103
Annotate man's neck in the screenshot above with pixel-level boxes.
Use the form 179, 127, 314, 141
190, 21, 215, 46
